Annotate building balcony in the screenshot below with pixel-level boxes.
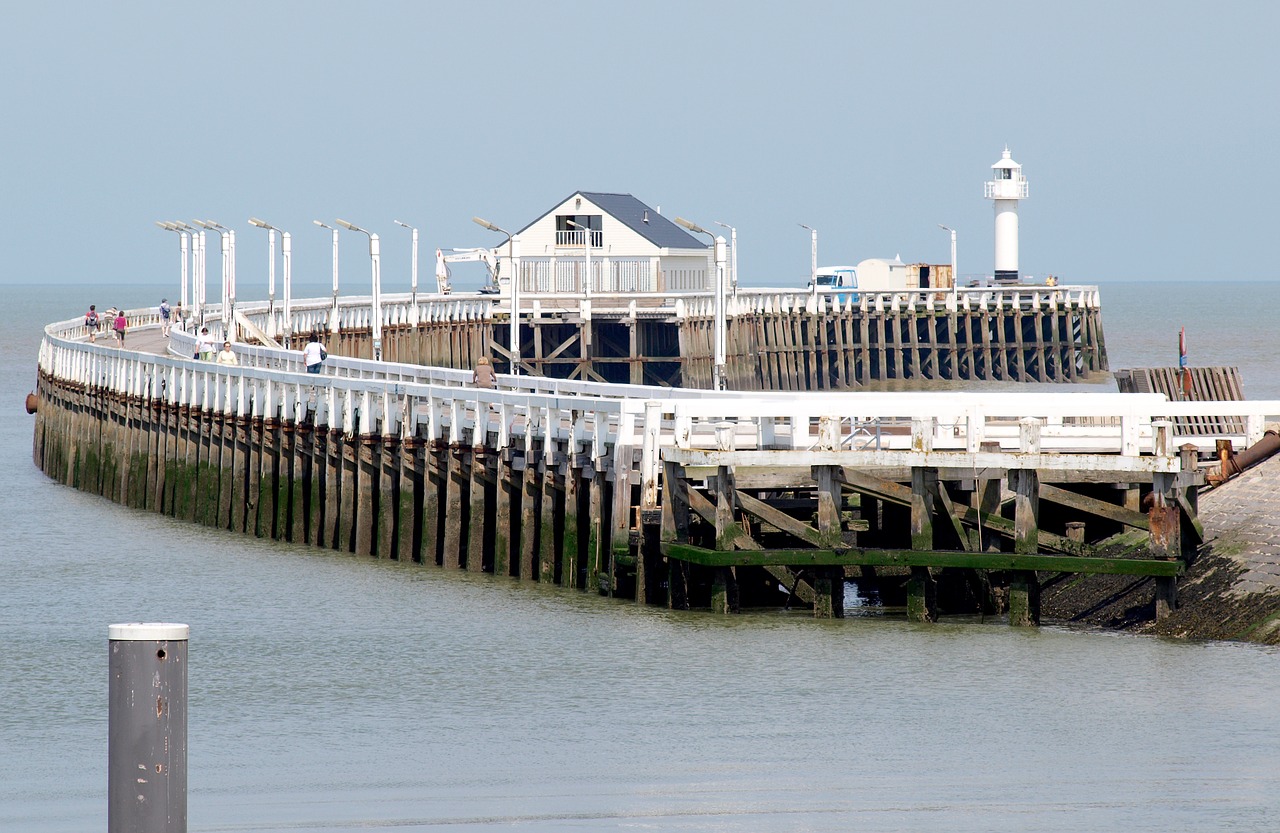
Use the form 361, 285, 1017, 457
555, 229, 603, 248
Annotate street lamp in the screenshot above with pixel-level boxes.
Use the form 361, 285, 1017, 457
393, 220, 421, 326
190, 224, 207, 327
195, 220, 236, 341
675, 217, 728, 390
155, 221, 191, 316
335, 219, 382, 360
714, 221, 738, 292
249, 218, 293, 344
313, 221, 341, 334
799, 223, 817, 296
938, 224, 958, 297
473, 216, 519, 375
565, 218, 593, 296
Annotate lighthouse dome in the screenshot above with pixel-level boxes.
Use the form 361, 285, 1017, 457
991, 148, 1021, 170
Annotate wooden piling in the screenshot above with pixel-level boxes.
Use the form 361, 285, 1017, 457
1009, 468, 1041, 626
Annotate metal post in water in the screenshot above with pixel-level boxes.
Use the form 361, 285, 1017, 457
108, 622, 188, 833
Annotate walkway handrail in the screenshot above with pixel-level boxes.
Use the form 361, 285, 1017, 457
39, 304, 1280, 478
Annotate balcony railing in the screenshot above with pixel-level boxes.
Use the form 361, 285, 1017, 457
555, 229, 603, 248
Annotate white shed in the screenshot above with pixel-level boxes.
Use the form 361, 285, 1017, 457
497, 191, 711, 294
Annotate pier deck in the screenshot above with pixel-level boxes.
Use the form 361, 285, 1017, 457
33, 298, 1280, 627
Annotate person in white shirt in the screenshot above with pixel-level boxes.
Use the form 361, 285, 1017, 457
196, 328, 216, 361
302, 334, 326, 374
216, 341, 239, 366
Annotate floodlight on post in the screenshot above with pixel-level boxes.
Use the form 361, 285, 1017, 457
195, 220, 236, 341
175, 222, 198, 317
675, 217, 727, 390
394, 220, 421, 326
714, 221, 738, 293
473, 216, 519, 375
156, 221, 192, 314
188, 223, 207, 327
313, 221, 341, 333
799, 224, 817, 297
336, 219, 382, 360
248, 218, 279, 337
938, 224, 957, 298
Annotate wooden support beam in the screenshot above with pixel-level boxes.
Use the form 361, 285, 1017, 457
689, 485, 762, 550
764, 565, 816, 605
1039, 482, 1149, 530
1010, 468, 1040, 626
935, 481, 974, 552
1176, 493, 1204, 545
659, 542, 1185, 576
734, 489, 823, 549
493, 450, 513, 577
839, 464, 1078, 554
714, 467, 738, 553
910, 467, 938, 551
906, 566, 938, 623
813, 465, 842, 549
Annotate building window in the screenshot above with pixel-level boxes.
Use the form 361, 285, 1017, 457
556, 214, 602, 247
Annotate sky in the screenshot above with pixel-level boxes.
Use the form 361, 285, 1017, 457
2, 1, 1277, 293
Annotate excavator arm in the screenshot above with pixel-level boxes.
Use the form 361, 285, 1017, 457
434, 247, 499, 294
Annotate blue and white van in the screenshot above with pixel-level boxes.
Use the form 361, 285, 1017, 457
813, 266, 858, 302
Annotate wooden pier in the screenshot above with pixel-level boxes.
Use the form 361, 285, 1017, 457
274, 285, 1108, 388
30, 299, 1277, 626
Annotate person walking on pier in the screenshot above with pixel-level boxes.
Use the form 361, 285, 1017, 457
472, 355, 495, 388
112, 308, 127, 346
302, 334, 327, 374
196, 327, 216, 361
84, 305, 99, 343
159, 298, 171, 337
216, 341, 239, 367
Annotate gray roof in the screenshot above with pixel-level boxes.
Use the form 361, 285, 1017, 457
517, 191, 709, 249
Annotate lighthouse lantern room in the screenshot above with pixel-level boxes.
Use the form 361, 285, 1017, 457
985, 147, 1028, 284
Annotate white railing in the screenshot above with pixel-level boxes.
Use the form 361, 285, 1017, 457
554, 228, 602, 248
40, 300, 1280, 497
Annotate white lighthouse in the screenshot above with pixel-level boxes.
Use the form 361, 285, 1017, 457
984, 147, 1028, 284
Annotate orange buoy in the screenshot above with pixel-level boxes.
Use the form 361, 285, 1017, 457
25, 392, 38, 414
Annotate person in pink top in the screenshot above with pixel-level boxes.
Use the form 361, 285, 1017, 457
113, 308, 127, 346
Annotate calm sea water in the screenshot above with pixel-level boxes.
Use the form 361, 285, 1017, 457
3, 282, 1279, 832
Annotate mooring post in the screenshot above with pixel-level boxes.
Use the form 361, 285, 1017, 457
813, 463, 844, 619
905, 466, 939, 622
109, 623, 188, 833
661, 460, 691, 610
1009, 467, 1041, 626
634, 401, 663, 604
1146, 435, 1189, 620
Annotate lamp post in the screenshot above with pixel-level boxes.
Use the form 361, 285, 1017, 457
394, 220, 420, 326
313, 221, 341, 334
195, 220, 236, 341
473, 216, 519, 374
155, 221, 191, 315
176, 222, 199, 320
248, 218, 277, 336
335, 219, 382, 360
565, 218, 593, 297
938, 224, 957, 297
249, 218, 293, 344
799, 223, 817, 296
714, 221, 738, 292
675, 217, 727, 390
192, 225, 207, 327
